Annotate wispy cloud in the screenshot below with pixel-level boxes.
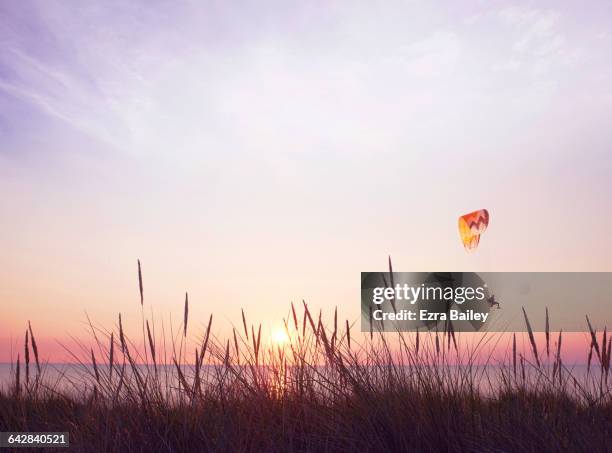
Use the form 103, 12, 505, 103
0, 44, 129, 150
498, 6, 570, 75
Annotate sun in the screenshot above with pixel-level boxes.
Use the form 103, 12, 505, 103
271, 328, 289, 345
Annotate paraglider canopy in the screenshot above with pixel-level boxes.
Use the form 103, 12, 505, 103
458, 209, 489, 252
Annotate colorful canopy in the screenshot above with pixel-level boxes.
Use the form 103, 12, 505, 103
458, 209, 489, 252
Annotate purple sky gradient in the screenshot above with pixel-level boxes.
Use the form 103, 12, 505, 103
1, 1, 612, 361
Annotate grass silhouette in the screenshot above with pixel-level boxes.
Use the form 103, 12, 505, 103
1, 265, 611, 452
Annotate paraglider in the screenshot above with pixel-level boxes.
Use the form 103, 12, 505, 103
458, 209, 489, 252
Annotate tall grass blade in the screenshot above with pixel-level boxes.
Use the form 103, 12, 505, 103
602, 328, 607, 374
24, 330, 30, 386
512, 332, 517, 377
28, 321, 40, 374
15, 354, 20, 395
346, 319, 351, 350
242, 308, 249, 339
146, 320, 156, 365
545, 307, 550, 358
198, 314, 213, 367
388, 255, 397, 313
137, 259, 144, 305
119, 313, 126, 352
184, 292, 189, 337
109, 332, 114, 381
586, 315, 601, 362
91, 349, 100, 384
291, 303, 298, 332
522, 307, 540, 367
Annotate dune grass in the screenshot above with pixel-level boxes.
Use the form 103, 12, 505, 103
1, 267, 611, 452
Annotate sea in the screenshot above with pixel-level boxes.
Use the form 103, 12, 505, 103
0, 362, 601, 397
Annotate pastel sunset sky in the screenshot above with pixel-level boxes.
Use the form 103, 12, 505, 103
1, 1, 611, 362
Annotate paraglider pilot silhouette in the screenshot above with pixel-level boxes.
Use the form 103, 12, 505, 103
487, 294, 501, 309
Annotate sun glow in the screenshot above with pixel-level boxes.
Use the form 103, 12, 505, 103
271, 328, 289, 345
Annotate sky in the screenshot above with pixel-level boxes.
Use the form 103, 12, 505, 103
1, 0, 612, 362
